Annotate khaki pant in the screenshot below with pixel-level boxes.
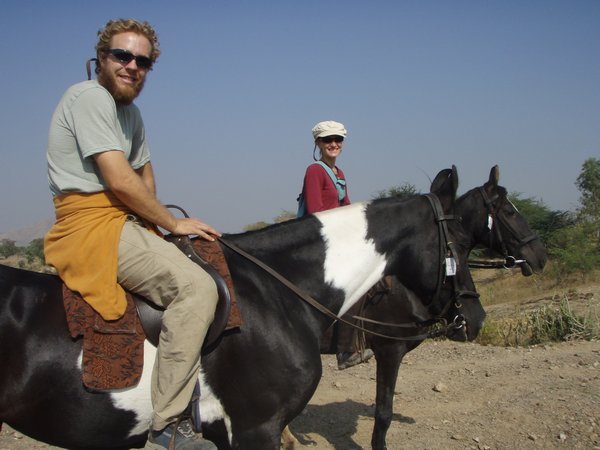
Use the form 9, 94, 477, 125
118, 220, 218, 431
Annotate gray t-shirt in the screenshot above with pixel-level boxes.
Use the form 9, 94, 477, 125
47, 80, 150, 196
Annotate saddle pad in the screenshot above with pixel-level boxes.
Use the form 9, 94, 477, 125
63, 285, 145, 391
62, 237, 242, 392
191, 238, 242, 330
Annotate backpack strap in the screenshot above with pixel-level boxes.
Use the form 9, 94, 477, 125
297, 161, 347, 218
315, 161, 347, 203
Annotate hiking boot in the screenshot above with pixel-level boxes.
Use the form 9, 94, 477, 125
337, 349, 375, 370
145, 419, 217, 450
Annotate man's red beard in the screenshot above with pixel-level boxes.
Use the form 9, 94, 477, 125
97, 65, 145, 105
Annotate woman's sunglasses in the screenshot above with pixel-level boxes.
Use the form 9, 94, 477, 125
320, 136, 344, 144
106, 48, 153, 70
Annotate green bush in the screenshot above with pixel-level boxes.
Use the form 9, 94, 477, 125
0, 239, 19, 258
547, 221, 600, 282
24, 238, 45, 264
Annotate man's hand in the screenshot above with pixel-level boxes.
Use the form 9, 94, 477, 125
172, 217, 221, 241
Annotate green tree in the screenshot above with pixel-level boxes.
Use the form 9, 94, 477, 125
372, 183, 419, 200
24, 238, 45, 265
576, 157, 600, 221
507, 194, 573, 245
548, 221, 600, 281
542, 159, 600, 280
243, 210, 296, 231
0, 239, 18, 258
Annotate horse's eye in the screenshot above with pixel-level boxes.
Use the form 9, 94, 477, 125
503, 205, 516, 216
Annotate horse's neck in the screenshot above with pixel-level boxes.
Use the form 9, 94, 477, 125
316, 204, 387, 315
229, 203, 388, 317
456, 190, 486, 252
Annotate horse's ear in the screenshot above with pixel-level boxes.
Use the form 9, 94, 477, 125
430, 166, 458, 213
430, 168, 452, 193
484, 165, 500, 192
450, 164, 459, 195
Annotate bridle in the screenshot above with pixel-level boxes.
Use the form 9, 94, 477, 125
471, 187, 540, 269
179, 193, 479, 342
346, 194, 480, 340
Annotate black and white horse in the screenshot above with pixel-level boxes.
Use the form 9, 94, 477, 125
352, 166, 547, 450
0, 167, 485, 449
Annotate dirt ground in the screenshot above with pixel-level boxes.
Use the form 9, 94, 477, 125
1, 280, 599, 450
1, 340, 598, 450
291, 340, 599, 449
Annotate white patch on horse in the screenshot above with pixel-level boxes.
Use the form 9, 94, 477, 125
106, 342, 232, 442
316, 202, 387, 316
107, 342, 153, 436
198, 373, 233, 444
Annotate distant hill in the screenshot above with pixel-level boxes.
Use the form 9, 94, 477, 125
0, 219, 54, 246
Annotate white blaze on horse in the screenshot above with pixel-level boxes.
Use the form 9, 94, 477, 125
0, 167, 485, 449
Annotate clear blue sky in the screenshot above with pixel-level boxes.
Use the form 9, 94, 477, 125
1, 1, 598, 234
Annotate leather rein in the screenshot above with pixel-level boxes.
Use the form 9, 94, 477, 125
168, 195, 476, 342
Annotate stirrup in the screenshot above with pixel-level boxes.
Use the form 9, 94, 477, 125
185, 381, 202, 433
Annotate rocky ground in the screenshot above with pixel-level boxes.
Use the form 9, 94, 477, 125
289, 339, 599, 449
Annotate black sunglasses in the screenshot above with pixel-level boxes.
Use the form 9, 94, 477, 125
106, 48, 153, 70
320, 135, 344, 144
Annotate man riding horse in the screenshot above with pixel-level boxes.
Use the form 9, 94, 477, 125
44, 18, 218, 450
1, 165, 484, 449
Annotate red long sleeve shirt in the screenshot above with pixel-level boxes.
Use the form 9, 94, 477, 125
303, 163, 350, 214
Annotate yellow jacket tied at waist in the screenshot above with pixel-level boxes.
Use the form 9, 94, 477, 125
45, 191, 136, 320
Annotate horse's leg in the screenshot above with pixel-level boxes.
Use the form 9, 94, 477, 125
202, 420, 231, 449
370, 342, 412, 450
234, 423, 282, 450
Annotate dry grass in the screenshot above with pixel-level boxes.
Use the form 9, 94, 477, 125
473, 262, 598, 306
474, 263, 600, 346
0, 255, 47, 272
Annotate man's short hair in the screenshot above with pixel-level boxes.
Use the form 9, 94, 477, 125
95, 18, 161, 72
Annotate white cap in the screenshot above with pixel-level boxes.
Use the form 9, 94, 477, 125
311, 120, 347, 140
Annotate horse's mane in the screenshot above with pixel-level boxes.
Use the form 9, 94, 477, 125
223, 216, 303, 241
368, 193, 421, 205
224, 194, 424, 244
461, 183, 507, 200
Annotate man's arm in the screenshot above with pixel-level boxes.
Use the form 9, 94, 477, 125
135, 162, 156, 195
94, 151, 220, 240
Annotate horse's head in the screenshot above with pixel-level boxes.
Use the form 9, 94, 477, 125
423, 166, 485, 341
461, 165, 548, 276
370, 166, 485, 341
